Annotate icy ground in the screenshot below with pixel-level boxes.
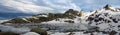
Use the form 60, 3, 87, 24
0, 23, 107, 35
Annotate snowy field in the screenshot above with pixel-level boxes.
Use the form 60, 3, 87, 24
0, 23, 107, 35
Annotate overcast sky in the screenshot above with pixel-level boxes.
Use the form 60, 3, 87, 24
0, 0, 120, 14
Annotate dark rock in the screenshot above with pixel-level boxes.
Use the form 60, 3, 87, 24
112, 18, 118, 23
98, 17, 104, 21
64, 20, 74, 23
104, 19, 111, 23
107, 20, 111, 23
0, 30, 1, 32
95, 15, 99, 18
83, 31, 93, 34
87, 17, 94, 21
90, 14, 94, 16
102, 31, 109, 34
104, 13, 108, 17
109, 17, 113, 19
68, 32, 75, 35
64, 9, 79, 16
118, 25, 120, 27
109, 30, 117, 35
95, 14, 101, 18
94, 19, 99, 22
104, 4, 112, 10
118, 19, 120, 21
90, 32, 94, 35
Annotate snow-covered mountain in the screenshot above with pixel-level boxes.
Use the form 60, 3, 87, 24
85, 4, 120, 35
1, 4, 120, 35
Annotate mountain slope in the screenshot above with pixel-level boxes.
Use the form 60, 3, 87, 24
1, 9, 83, 24
86, 4, 120, 35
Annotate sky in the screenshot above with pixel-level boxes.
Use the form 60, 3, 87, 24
0, 0, 120, 19
1, 0, 120, 14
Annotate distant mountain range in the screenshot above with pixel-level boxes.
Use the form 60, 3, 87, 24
0, 13, 33, 20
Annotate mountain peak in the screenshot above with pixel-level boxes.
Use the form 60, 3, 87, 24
103, 4, 120, 12
64, 9, 78, 15
104, 4, 112, 10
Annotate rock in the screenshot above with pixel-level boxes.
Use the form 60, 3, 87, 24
109, 30, 117, 35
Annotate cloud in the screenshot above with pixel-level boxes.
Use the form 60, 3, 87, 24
43, 0, 81, 13
0, 0, 120, 14
72, 0, 120, 11
0, 0, 53, 14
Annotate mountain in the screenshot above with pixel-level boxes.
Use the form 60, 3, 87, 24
1, 4, 120, 35
1, 9, 83, 24
86, 4, 120, 35
0, 13, 33, 20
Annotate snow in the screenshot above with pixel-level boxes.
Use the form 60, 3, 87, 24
50, 32, 69, 35
85, 7, 120, 35
42, 22, 88, 32
92, 32, 109, 35
74, 17, 81, 23
50, 32, 86, 35
37, 15, 48, 17
42, 18, 73, 23
22, 18, 28, 21
49, 32, 109, 35
42, 20, 66, 23
0, 20, 9, 24
0, 25, 30, 34
73, 32, 90, 35
22, 32, 40, 35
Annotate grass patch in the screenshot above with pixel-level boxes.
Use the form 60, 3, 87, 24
30, 28, 47, 35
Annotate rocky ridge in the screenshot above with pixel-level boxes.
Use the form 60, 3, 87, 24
1, 9, 83, 24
